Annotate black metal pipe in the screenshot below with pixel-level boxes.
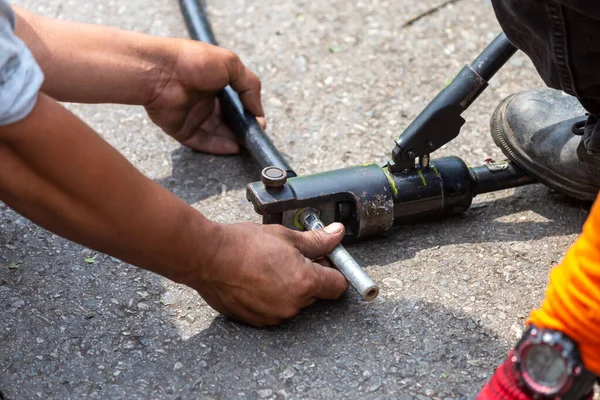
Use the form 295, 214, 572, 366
470, 32, 518, 81
470, 163, 536, 195
178, 0, 296, 177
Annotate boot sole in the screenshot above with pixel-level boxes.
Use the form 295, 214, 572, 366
491, 94, 597, 202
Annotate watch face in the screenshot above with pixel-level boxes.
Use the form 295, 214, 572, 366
522, 343, 569, 394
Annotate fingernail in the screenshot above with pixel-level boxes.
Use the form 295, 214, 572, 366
323, 223, 343, 234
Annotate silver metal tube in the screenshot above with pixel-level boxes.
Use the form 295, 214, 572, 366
299, 209, 379, 301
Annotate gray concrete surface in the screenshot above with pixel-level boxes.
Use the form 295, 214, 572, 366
1, 0, 597, 399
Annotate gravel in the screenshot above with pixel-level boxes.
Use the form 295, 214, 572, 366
2, 0, 598, 398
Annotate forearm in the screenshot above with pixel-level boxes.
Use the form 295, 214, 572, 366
0, 94, 218, 282
12, 6, 176, 105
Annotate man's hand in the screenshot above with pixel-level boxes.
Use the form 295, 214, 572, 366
184, 222, 349, 327
14, 8, 265, 155
145, 40, 265, 155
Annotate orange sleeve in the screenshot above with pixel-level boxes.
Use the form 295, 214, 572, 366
528, 196, 600, 374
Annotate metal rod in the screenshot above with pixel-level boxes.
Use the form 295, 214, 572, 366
299, 209, 380, 301
178, 0, 296, 177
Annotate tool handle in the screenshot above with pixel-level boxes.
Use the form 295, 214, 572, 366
389, 32, 517, 171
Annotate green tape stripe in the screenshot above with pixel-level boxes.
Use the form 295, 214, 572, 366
417, 169, 427, 186
382, 167, 399, 198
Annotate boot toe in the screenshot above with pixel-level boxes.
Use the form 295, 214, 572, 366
492, 88, 598, 201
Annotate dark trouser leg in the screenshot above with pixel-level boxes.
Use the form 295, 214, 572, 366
486, 1, 600, 200
490, 0, 600, 116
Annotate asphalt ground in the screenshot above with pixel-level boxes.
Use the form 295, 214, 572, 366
1, 0, 597, 399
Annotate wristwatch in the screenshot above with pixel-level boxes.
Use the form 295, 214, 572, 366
512, 325, 597, 399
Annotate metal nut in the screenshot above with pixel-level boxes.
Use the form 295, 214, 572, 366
261, 166, 287, 189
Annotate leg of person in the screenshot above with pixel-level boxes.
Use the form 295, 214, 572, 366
489, 0, 600, 200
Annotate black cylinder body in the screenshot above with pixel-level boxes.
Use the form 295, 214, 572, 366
391, 156, 474, 225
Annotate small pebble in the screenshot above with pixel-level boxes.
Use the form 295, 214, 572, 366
276, 389, 288, 399
11, 299, 25, 309
297, 55, 308, 72
280, 368, 294, 380
257, 389, 272, 398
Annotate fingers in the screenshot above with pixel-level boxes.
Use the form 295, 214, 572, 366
314, 257, 332, 268
287, 223, 345, 259
222, 51, 265, 118
183, 133, 239, 155
256, 116, 267, 130
220, 308, 275, 328
308, 261, 349, 300
183, 101, 240, 154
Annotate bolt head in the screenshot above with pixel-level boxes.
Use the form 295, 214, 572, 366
261, 166, 287, 189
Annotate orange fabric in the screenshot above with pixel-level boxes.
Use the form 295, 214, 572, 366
528, 196, 600, 375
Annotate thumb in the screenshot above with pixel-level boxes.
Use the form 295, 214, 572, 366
290, 223, 345, 259
222, 51, 265, 118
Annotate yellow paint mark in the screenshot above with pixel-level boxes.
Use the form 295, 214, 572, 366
293, 208, 306, 230
417, 169, 427, 186
431, 164, 440, 177
382, 167, 399, 198
362, 163, 375, 167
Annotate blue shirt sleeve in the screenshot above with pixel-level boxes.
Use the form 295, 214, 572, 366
0, 0, 44, 125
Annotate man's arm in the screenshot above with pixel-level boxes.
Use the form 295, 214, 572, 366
12, 6, 172, 106
0, 94, 348, 327
0, 93, 219, 282
12, 5, 264, 155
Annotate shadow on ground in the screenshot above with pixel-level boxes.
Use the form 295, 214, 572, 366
348, 183, 589, 267
155, 147, 267, 204
0, 277, 507, 399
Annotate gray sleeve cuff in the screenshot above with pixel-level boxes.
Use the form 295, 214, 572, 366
0, 20, 45, 126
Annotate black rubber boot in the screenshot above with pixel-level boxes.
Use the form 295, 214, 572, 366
491, 88, 600, 201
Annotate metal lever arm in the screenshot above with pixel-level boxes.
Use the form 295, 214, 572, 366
389, 32, 517, 172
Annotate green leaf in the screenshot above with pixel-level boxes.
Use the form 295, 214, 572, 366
84, 257, 95, 264
328, 43, 343, 54
8, 261, 22, 269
